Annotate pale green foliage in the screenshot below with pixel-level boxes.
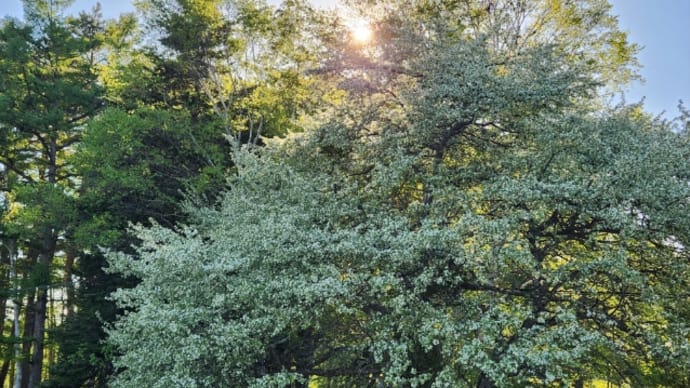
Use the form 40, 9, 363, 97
107, 2, 689, 387
344, 0, 639, 91
107, 146, 351, 386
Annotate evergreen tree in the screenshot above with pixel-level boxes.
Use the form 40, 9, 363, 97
45, 106, 231, 387
0, 1, 105, 385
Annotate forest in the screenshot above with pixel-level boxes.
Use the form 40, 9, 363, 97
1, 0, 689, 387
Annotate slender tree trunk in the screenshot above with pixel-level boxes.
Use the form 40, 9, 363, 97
29, 283, 48, 387
0, 281, 7, 379
1, 359, 10, 388
20, 289, 34, 388
47, 289, 57, 374
63, 247, 76, 316
3, 240, 22, 388
11, 317, 21, 388
28, 139, 59, 387
28, 243, 55, 387
0, 261, 6, 335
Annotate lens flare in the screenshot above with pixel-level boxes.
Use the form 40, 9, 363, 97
349, 19, 372, 43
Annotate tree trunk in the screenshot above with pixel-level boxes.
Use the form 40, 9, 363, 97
29, 141, 58, 387
28, 240, 55, 388
24, 133, 61, 387
0, 241, 8, 337
20, 291, 34, 388
8, 242, 23, 388
11, 318, 21, 388
0, 359, 11, 388
28, 284, 48, 387
63, 246, 76, 316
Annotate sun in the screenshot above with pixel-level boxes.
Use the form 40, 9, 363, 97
348, 19, 373, 44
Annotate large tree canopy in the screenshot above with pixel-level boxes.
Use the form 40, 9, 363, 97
106, 4, 690, 386
2, 0, 686, 387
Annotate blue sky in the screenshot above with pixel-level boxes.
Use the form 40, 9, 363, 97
609, 0, 690, 118
3, 0, 688, 118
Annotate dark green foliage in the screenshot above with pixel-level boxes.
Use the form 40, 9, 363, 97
46, 107, 231, 386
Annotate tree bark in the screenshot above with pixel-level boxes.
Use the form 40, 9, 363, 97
28, 240, 56, 387
0, 280, 6, 378
20, 291, 34, 388
28, 282, 48, 387
63, 246, 76, 316
28, 137, 59, 387
0, 359, 10, 388
10, 247, 23, 388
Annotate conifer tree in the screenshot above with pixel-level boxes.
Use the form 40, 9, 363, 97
0, 1, 104, 385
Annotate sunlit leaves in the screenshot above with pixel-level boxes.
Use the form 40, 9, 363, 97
106, 1, 689, 387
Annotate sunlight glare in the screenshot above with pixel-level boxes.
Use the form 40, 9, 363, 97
349, 19, 372, 44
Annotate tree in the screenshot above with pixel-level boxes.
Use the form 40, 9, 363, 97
135, 0, 327, 140
105, 6, 690, 387
44, 106, 231, 387
46, 1, 327, 385
340, 0, 639, 91
0, 1, 105, 385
